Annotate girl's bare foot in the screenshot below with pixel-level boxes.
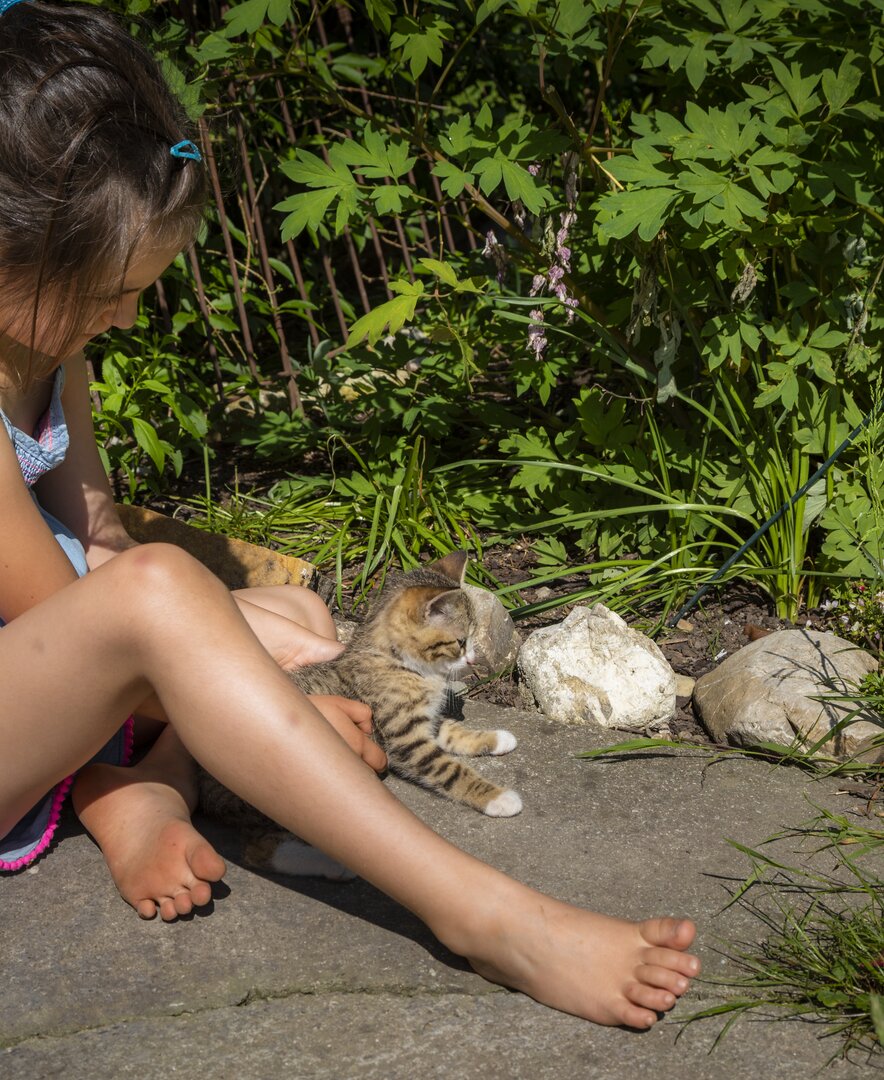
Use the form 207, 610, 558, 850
72, 729, 226, 921
448, 888, 699, 1029
280, 632, 344, 671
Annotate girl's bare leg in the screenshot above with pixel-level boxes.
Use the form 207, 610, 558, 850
0, 544, 699, 1027
76, 581, 344, 918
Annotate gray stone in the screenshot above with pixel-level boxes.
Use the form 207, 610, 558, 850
693, 628, 880, 758
0, 701, 869, 1077
517, 603, 676, 730
462, 583, 522, 673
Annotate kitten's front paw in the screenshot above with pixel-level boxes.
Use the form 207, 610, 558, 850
491, 729, 517, 755
484, 789, 523, 817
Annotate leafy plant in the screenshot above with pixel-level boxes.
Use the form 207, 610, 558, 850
89, 310, 211, 498
82, 0, 884, 618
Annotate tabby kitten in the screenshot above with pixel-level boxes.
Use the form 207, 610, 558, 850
198, 551, 521, 877
296, 551, 522, 817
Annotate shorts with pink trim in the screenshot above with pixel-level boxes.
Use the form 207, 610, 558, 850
0, 716, 134, 872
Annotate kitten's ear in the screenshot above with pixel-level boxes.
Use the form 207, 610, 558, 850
427, 550, 467, 584
425, 589, 462, 622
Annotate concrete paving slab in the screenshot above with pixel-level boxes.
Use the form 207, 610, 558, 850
2, 702, 879, 1077
3, 992, 876, 1080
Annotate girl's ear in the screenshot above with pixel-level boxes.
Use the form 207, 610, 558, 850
427, 550, 467, 585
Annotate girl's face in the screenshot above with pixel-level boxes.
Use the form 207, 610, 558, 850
1, 241, 182, 366
75, 242, 183, 350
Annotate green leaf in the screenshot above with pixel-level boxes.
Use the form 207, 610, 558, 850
390, 14, 452, 79
267, 0, 292, 25
598, 187, 679, 241
275, 188, 337, 241
371, 184, 411, 214
870, 994, 884, 1045
476, 0, 507, 24
130, 417, 165, 473
189, 32, 233, 64
769, 57, 821, 118
678, 162, 728, 203
822, 54, 863, 114
685, 34, 712, 90
417, 258, 459, 288
431, 159, 475, 198
338, 128, 417, 179
605, 151, 673, 188
473, 156, 503, 196
365, 0, 395, 32
223, 0, 281, 36
347, 281, 425, 346
438, 114, 473, 158
498, 159, 551, 213
275, 149, 359, 238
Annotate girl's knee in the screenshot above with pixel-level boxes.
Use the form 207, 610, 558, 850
104, 543, 221, 602
285, 585, 336, 637
236, 583, 336, 637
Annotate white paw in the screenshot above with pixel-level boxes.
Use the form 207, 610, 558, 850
491, 729, 517, 755
484, 789, 523, 817
271, 839, 356, 880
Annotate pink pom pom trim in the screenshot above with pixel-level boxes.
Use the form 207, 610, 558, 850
0, 714, 135, 872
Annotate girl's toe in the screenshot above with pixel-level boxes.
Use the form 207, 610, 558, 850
135, 898, 157, 919
638, 963, 690, 996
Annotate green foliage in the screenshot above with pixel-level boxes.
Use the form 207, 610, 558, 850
88, 1, 884, 611
89, 314, 211, 498
830, 582, 884, 657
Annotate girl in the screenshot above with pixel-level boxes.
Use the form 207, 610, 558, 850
0, 0, 699, 1030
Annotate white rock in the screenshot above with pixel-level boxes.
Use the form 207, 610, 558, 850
517, 604, 676, 730
693, 629, 880, 759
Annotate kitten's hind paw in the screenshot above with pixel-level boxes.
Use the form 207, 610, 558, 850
246, 836, 356, 880
484, 789, 523, 817
491, 730, 517, 755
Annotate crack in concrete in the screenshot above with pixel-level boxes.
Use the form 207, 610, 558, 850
0, 985, 500, 1051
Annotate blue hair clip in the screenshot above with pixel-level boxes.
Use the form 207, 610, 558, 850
170, 140, 202, 163
0, 0, 28, 14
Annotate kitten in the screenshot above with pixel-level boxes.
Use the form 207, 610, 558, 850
198, 551, 521, 877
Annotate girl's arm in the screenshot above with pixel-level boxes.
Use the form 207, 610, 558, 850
34, 353, 135, 570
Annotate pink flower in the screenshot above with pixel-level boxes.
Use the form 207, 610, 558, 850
529, 273, 546, 297
527, 308, 547, 359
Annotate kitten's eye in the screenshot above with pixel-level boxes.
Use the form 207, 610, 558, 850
456, 638, 466, 650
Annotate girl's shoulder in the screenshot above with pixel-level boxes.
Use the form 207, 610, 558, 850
0, 363, 65, 440
0, 364, 69, 488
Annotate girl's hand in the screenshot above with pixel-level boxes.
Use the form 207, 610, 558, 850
308, 694, 386, 774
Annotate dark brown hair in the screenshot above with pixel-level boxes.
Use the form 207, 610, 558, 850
0, 0, 209, 382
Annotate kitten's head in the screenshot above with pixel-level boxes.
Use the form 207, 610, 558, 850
371, 552, 477, 679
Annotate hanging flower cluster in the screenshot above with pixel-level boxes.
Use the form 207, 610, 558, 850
482, 229, 509, 283
525, 154, 580, 360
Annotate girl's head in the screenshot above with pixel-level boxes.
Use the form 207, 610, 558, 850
0, 0, 209, 383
